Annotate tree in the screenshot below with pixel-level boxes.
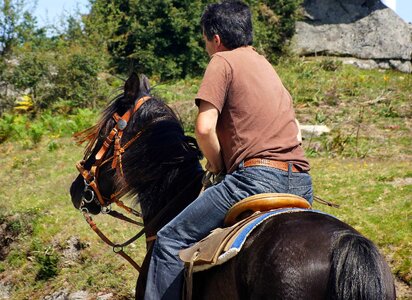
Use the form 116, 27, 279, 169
86, 0, 209, 79
86, 0, 303, 80
0, 0, 38, 57
249, 0, 303, 62
0, 0, 43, 113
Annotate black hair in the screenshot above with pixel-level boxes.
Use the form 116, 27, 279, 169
200, 1, 253, 50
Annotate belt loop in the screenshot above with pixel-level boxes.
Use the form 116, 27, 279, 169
238, 161, 245, 171
288, 163, 293, 177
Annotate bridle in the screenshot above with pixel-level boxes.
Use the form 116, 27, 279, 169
74, 94, 205, 275
75, 95, 152, 272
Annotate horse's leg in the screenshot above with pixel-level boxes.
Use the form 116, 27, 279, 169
135, 247, 153, 300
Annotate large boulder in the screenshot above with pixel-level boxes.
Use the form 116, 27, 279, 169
292, 0, 412, 72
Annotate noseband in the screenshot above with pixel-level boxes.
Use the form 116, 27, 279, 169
75, 95, 152, 272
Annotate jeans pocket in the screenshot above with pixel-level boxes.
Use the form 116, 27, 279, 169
289, 173, 313, 204
235, 167, 289, 194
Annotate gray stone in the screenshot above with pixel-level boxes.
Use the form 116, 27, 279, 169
68, 291, 89, 300
0, 282, 11, 300
43, 290, 69, 300
97, 293, 114, 300
378, 61, 391, 69
300, 125, 331, 138
389, 60, 412, 73
292, 0, 412, 73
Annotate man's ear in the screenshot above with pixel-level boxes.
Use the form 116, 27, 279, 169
214, 34, 227, 52
213, 34, 221, 47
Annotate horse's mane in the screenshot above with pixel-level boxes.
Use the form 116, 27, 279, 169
74, 92, 131, 158
75, 87, 203, 222
119, 98, 203, 221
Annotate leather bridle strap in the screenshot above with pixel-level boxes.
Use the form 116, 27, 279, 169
82, 211, 141, 272
95, 95, 151, 164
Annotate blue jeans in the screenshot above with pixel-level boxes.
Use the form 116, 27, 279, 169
144, 162, 313, 299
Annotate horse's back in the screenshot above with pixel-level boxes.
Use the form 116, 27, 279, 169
193, 211, 395, 300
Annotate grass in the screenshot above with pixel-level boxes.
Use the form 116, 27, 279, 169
311, 158, 412, 284
0, 138, 145, 298
0, 60, 411, 298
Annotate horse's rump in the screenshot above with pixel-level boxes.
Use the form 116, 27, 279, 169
193, 211, 395, 300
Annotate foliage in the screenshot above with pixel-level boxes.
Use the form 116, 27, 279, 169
249, 0, 303, 62
0, 109, 97, 146
1, 2, 113, 113
1, 0, 304, 113
43, 47, 108, 109
0, 0, 38, 57
35, 250, 60, 281
0, 0, 45, 112
86, 0, 303, 79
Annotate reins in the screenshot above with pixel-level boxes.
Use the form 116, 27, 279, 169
79, 164, 204, 274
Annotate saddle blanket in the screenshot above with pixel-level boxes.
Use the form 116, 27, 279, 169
180, 208, 332, 272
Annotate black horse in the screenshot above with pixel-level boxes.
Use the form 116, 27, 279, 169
70, 73, 395, 299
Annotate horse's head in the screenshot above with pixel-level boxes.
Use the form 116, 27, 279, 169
70, 72, 153, 215
70, 73, 203, 219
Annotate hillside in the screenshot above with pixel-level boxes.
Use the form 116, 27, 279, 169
0, 59, 411, 299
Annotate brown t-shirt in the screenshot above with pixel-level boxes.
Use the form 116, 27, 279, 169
196, 46, 310, 173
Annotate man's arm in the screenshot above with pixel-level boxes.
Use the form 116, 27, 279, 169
195, 100, 224, 174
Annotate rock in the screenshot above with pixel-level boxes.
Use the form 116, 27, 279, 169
299, 125, 331, 138
0, 282, 11, 300
68, 291, 89, 300
43, 290, 110, 300
61, 236, 89, 266
388, 177, 412, 187
292, 0, 412, 73
43, 290, 69, 300
97, 293, 114, 300
389, 60, 412, 73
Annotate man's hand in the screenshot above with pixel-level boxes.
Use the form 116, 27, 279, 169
205, 160, 222, 174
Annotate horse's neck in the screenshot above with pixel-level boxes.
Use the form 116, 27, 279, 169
140, 163, 204, 235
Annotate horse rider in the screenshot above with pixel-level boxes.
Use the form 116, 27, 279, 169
144, 1, 313, 299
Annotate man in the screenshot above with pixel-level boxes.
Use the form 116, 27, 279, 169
144, 1, 313, 299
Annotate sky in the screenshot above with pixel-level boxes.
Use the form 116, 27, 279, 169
33, 0, 90, 28
33, 0, 412, 27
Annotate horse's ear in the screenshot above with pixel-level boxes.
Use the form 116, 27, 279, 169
140, 74, 151, 94
124, 72, 141, 103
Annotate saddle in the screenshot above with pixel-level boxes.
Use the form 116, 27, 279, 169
179, 193, 311, 270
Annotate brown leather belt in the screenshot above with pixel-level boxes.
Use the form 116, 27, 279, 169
244, 158, 300, 172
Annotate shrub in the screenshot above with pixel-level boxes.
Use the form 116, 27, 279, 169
28, 123, 44, 145
35, 251, 59, 281
41, 47, 110, 110
0, 107, 97, 145
0, 113, 14, 142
